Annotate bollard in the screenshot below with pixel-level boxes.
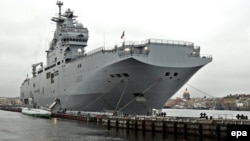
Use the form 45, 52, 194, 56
183, 123, 187, 140
216, 124, 220, 141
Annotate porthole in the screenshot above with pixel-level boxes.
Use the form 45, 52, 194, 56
116, 74, 122, 77
165, 72, 170, 76
122, 73, 129, 77
174, 72, 178, 77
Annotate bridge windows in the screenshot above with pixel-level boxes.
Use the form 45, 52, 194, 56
62, 38, 87, 43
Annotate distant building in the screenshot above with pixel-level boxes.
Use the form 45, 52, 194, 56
183, 88, 190, 100
0, 97, 21, 106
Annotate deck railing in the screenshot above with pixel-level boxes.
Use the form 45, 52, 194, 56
122, 39, 194, 48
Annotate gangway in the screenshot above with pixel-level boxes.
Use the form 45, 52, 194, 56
40, 98, 61, 111
49, 98, 61, 111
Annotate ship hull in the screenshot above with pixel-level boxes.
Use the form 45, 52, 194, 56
21, 40, 212, 115
27, 58, 203, 115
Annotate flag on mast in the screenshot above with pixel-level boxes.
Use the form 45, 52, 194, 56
121, 31, 125, 39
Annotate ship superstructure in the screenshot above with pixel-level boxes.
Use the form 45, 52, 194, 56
20, 1, 212, 115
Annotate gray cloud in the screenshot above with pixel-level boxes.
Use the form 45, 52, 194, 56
0, 0, 250, 98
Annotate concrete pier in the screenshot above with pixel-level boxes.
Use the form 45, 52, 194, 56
101, 116, 250, 139
2, 107, 250, 139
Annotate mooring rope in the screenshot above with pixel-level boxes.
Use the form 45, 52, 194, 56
115, 80, 129, 111
118, 78, 163, 111
186, 83, 214, 98
84, 82, 120, 110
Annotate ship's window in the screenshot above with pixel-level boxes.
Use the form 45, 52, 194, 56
116, 74, 122, 77
57, 62, 60, 65
46, 72, 51, 79
24, 99, 28, 104
66, 58, 71, 63
110, 74, 115, 78
174, 72, 178, 77
77, 64, 82, 68
33, 83, 35, 88
51, 73, 54, 83
165, 72, 170, 76
122, 73, 129, 77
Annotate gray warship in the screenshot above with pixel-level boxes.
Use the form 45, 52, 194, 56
20, 1, 212, 115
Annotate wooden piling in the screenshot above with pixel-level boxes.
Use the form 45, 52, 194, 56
107, 119, 110, 130
183, 123, 188, 140
174, 122, 177, 137
199, 124, 203, 138
151, 121, 155, 136
135, 120, 138, 131
115, 120, 119, 130
126, 119, 130, 130
216, 124, 221, 141
142, 120, 146, 133
162, 121, 166, 137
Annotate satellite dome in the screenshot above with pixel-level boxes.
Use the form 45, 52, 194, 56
76, 23, 84, 29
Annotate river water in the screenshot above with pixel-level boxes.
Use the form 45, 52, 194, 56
1, 109, 250, 141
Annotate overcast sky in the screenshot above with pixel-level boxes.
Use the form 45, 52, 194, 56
0, 0, 250, 98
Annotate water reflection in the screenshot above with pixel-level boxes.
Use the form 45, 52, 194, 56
0, 110, 224, 141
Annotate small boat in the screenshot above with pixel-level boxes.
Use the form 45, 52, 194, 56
21, 108, 51, 118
